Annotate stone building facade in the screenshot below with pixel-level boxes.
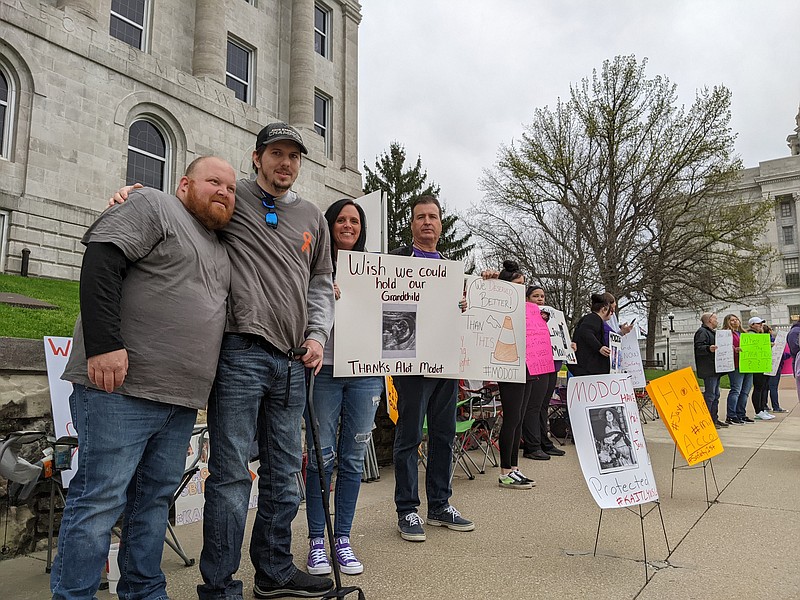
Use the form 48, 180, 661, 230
0, 0, 363, 280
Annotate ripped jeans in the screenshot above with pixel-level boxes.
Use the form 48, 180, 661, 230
304, 366, 384, 538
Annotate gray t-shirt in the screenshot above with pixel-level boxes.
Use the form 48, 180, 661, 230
62, 188, 231, 410
221, 179, 333, 352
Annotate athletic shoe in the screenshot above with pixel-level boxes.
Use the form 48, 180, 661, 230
397, 512, 426, 542
306, 537, 331, 575
510, 469, 536, 486
254, 570, 333, 599
499, 474, 532, 489
523, 449, 551, 460
714, 420, 729, 428
772, 408, 788, 413
741, 416, 755, 423
725, 417, 744, 426
757, 411, 775, 420
334, 537, 363, 575
427, 505, 475, 532
543, 446, 566, 456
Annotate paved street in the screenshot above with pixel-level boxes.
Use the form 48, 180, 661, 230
2, 387, 798, 600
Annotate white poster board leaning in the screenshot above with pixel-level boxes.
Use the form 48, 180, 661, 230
333, 251, 464, 377
567, 373, 659, 509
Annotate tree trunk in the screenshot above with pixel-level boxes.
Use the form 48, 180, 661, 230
645, 288, 662, 363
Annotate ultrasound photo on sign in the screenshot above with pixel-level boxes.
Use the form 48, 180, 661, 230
382, 303, 417, 359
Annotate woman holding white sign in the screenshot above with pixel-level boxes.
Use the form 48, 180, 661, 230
303, 199, 384, 577
722, 314, 755, 425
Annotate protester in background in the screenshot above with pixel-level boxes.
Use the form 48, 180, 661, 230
304, 199, 384, 577
763, 324, 789, 413
787, 320, 800, 372
722, 314, 755, 426
693, 313, 729, 429
747, 318, 775, 420
520, 285, 566, 460
570, 293, 615, 376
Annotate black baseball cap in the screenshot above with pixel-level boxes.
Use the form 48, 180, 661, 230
255, 122, 308, 154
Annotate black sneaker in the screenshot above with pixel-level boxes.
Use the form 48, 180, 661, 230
254, 570, 333, 599
725, 417, 744, 426
741, 416, 755, 424
543, 446, 566, 456
523, 449, 551, 460
397, 512, 426, 542
427, 505, 475, 532
714, 420, 729, 428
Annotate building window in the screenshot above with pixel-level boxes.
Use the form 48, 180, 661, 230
127, 119, 168, 191
739, 309, 752, 323
110, 0, 149, 50
226, 39, 252, 103
780, 198, 793, 218
785, 257, 800, 288
314, 92, 330, 156
314, 5, 331, 58
784, 226, 795, 246
0, 67, 13, 159
789, 305, 800, 323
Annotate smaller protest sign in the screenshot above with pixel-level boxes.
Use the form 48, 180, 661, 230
609, 332, 622, 374
620, 333, 646, 388
714, 329, 734, 373
567, 374, 658, 509
646, 367, 724, 466
767, 331, 788, 376
541, 305, 576, 364
526, 303, 555, 376
43, 337, 78, 487
739, 333, 772, 373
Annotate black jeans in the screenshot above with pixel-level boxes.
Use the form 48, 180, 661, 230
751, 373, 769, 414
521, 371, 558, 452
497, 379, 535, 469
392, 376, 457, 516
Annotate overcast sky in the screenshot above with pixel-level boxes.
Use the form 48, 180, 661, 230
357, 0, 800, 215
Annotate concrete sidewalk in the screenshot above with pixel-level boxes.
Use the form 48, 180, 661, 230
2, 390, 798, 600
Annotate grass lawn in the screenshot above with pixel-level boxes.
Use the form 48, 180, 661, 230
0, 273, 79, 339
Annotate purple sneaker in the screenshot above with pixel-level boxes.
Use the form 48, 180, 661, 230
306, 537, 331, 575
334, 536, 363, 575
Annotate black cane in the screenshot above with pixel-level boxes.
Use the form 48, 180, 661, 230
288, 348, 366, 600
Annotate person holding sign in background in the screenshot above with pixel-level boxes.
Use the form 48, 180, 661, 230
693, 313, 729, 429
570, 293, 616, 376
746, 317, 775, 420
492, 263, 537, 488
391, 195, 475, 542
722, 314, 755, 425
303, 199, 384, 577
520, 285, 567, 460
763, 324, 789, 413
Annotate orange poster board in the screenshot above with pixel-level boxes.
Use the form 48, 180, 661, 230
646, 367, 724, 466
386, 376, 398, 423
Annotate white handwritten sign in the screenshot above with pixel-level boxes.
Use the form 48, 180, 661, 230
541, 306, 576, 364
446, 276, 526, 382
620, 333, 646, 388
714, 329, 734, 373
567, 374, 659, 509
43, 337, 78, 487
334, 251, 463, 377
768, 331, 788, 376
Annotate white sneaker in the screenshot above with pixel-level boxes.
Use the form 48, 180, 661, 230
763, 411, 776, 420
757, 411, 774, 420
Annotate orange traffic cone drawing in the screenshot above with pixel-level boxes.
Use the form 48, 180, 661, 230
492, 316, 520, 365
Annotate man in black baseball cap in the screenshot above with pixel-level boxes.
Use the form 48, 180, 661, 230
255, 122, 309, 155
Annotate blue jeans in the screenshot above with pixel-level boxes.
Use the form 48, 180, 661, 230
392, 376, 456, 516
768, 375, 783, 410
198, 334, 306, 599
702, 376, 721, 422
726, 370, 753, 419
305, 366, 383, 538
51, 384, 196, 600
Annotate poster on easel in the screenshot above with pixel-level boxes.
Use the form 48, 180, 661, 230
567, 373, 658, 509
444, 276, 525, 382
333, 251, 464, 377
767, 331, 788, 376
541, 306, 576, 364
739, 333, 772, 373
714, 329, 734, 373
646, 367, 724, 466
43, 337, 78, 487
609, 332, 623, 374
620, 332, 646, 388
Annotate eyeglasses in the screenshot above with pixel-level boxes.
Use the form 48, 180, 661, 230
262, 198, 278, 229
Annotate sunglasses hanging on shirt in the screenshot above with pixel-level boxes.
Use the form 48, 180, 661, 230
262, 197, 278, 229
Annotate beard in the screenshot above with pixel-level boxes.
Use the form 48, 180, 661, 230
185, 187, 234, 231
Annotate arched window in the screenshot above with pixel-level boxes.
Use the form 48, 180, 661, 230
126, 119, 168, 190
0, 67, 14, 159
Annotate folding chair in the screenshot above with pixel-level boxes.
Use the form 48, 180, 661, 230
547, 385, 572, 445
635, 389, 659, 423
458, 380, 502, 471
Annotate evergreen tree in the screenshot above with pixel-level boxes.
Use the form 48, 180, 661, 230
364, 142, 473, 260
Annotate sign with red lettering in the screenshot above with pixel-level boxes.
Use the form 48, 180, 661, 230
567, 373, 659, 509
43, 337, 78, 487
526, 303, 555, 376
646, 367, 724, 466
